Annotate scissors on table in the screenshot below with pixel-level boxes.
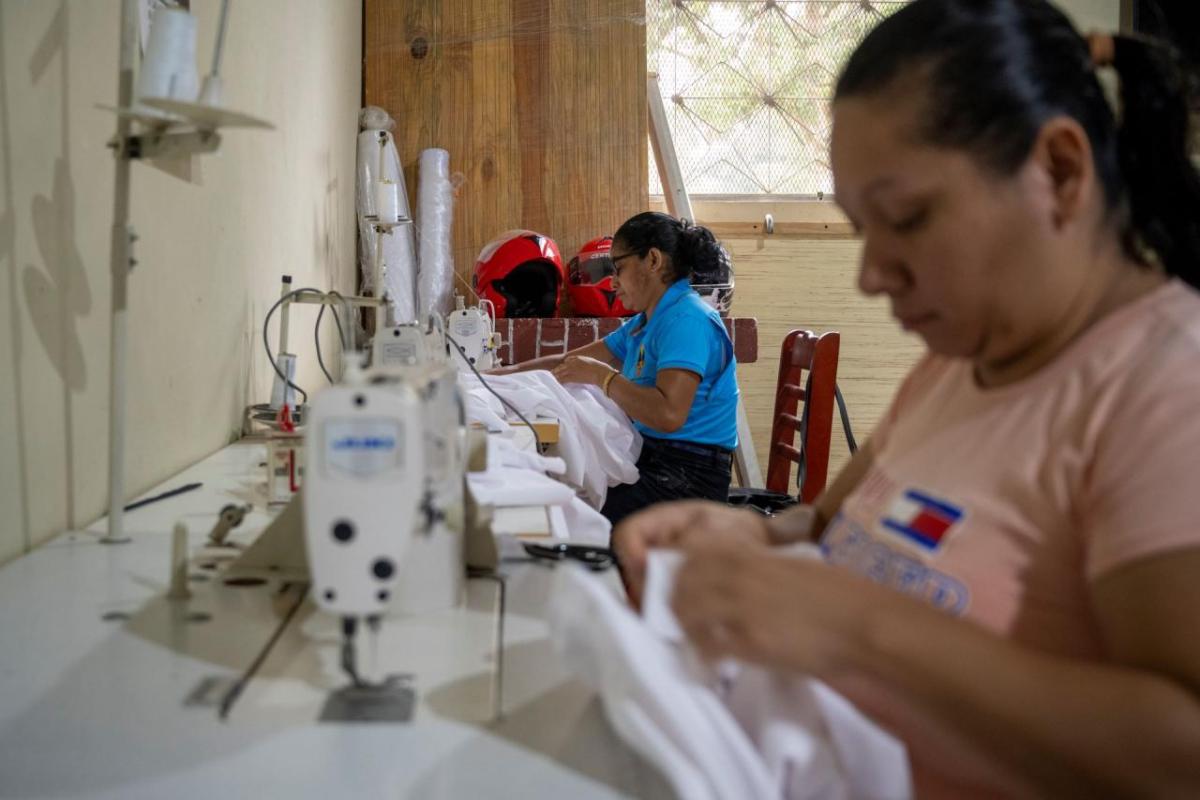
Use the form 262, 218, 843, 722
522, 542, 615, 572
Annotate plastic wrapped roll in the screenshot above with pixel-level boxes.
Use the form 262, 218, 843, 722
357, 110, 417, 323
417, 148, 455, 319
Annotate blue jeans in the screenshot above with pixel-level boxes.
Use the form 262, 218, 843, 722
601, 436, 733, 530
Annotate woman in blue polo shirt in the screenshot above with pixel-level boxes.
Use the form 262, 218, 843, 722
496, 211, 739, 526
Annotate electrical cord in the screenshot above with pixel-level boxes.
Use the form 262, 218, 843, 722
835, 384, 858, 454
314, 301, 347, 384
326, 290, 355, 348
445, 332, 542, 451
314, 304, 334, 383
265, 287, 354, 400
262, 287, 327, 407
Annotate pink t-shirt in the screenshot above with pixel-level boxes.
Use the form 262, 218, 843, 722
821, 279, 1200, 794
824, 278, 1200, 655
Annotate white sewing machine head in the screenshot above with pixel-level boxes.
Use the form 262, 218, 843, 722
447, 298, 499, 372
303, 375, 426, 616
303, 358, 465, 618
372, 323, 427, 368
371, 316, 450, 370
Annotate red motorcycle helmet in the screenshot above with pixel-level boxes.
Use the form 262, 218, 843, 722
566, 236, 634, 318
473, 230, 565, 318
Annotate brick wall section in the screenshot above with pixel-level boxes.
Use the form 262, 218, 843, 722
497, 318, 759, 365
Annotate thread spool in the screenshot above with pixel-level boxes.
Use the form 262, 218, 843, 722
137, 8, 199, 104
374, 180, 402, 225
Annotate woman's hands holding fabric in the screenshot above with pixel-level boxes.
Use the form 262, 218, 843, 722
552, 355, 617, 387
612, 500, 770, 608
669, 536, 884, 678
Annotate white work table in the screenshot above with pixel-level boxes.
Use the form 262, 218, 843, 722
0, 443, 671, 799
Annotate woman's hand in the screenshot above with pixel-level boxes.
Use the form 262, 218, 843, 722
551, 355, 617, 387
612, 500, 770, 608
670, 537, 882, 677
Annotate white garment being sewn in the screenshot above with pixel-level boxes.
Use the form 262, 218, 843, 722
468, 431, 613, 544
486, 434, 567, 477
467, 467, 576, 507
460, 370, 641, 508
549, 551, 911, 800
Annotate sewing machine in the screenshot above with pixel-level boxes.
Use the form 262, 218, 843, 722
371, 316, 450, 370
446, 297, 500, 372
303, 377, 426, 618
302, 355, 466, 684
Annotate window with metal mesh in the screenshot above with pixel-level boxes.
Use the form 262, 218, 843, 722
648, 1, 909, 198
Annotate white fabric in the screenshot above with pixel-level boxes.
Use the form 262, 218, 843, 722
467, 466, 576, 507
550, 566, 776, 800
460, 371, 641, 508
486, 434, 567, 477
553, 498, 612, 546
549, 551, 911, 800
472, 431, 613, 544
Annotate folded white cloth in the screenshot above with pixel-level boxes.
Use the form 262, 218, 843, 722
467, 466, 576, 507
549, 551, 911, 800
486, 434, 567, 476
471, 429, 613, 544
460, 371, 641, 508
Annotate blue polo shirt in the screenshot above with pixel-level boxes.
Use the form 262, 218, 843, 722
603, 278, 739, 450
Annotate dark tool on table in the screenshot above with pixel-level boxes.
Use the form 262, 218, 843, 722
124, 482, 203, 512
522, 542, 615, 571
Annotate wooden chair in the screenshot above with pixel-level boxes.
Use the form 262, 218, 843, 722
731, 330, 841, 511
766, 329, 840, 502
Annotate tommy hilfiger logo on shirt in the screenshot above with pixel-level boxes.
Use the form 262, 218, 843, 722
882, 489, 965, 551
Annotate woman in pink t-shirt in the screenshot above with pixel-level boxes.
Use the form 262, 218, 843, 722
614, 0, 1200, 795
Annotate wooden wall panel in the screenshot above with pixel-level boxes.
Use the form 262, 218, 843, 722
364, 0, 648, 303
725, 237, 925, 484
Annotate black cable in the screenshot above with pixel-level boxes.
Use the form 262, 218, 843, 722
262, 287, 327, 407
314, 304, 334, 383
326, 290, 354, 349
314, 301, 346, 384
445, 332, 542, 451
124, 481, 202, 512
835, 384, 858, 454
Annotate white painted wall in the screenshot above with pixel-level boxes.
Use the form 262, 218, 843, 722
0, 0, 362, 564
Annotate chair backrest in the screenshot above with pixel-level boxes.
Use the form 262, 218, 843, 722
766, 330, 840, 502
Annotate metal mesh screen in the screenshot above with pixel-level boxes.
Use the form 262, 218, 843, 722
648, 1, 909, 198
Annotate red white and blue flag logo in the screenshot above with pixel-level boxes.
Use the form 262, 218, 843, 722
882, 489, 964, 551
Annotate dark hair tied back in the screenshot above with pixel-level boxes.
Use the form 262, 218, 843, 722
1111, 34, 1200, 282
614, 211, 731, 285
835, 0, 1200, 288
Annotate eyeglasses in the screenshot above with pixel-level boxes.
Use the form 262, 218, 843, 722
609, 251, 639, 279
568, 251, 640, 285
